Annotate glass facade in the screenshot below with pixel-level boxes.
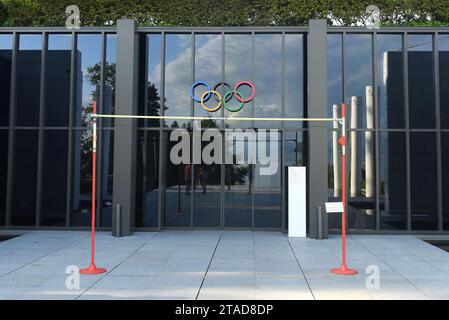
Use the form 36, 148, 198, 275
0, 27, 447, 233
327, 31, 447, 232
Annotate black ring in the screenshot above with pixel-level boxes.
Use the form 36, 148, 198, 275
213, 82, 232, 102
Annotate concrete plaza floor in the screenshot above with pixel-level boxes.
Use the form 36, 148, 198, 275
0, 230, 449, 300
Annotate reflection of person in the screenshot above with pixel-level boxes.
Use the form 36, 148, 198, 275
225, 164, 232, 190
198, 166, 208, 194
247, 164, 254, 195
184, 164, 192, 195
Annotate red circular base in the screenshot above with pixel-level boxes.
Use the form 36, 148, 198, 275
330, 264, 358, 275
80, 263, 107, 275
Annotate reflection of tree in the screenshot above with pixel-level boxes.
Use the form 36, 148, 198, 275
78, 61, 116, 186
147, 82, 162, 127
87, 62, 116, 113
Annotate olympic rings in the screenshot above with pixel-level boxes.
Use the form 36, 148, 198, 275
190, 81, 255, 113
200, 90, 222, 112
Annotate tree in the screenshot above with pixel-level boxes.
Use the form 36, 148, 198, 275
0, 0, 448, 27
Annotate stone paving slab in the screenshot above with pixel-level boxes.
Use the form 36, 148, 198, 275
0, 230, 448, 300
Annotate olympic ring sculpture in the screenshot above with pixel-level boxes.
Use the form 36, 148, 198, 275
190, 81, 256, 112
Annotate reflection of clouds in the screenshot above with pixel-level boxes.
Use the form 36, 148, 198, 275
346, 35, 372, 96
149, 34, 303, 120
254, 35, 282, 118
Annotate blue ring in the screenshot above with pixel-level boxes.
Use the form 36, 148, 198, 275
190, 81, 211, 103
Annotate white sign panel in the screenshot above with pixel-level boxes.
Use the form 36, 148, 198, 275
288, 166, 306, 237
325, 202, 344, 213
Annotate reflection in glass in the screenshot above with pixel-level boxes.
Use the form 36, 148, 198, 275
193, 130, 221, 227
442, 133, 449, 230
101, 130, 114, 227
225, 34, 252, 128
16, 34, 42, 126
0, 34, 13, 126
41, 130, 68, 226
144, 34, 162, 128
327, 34, 342, 123
410, 132, 437, 230
0, 131, 8, 225
45, 34, 72, 126
136, 130, 159, 228
439, 35, 449, 128
224, 132, 252, 227
379, 132, 406, 230
254, 130, 281, 228
327, 130, 341, 229
408, 34, 435, 129
347, 131, 376, 230
71, 129, 92, 226
377, 34, 404, 128
285, 34, 304, 128
194, 34, 222, 128
345, 34, 373, 129
254, 34, 282, 128
12, 130, 38, 225
164, 34, 192, 128
164, 130, 191, 226
104, 34, 116, 119
75, 34, 101, 127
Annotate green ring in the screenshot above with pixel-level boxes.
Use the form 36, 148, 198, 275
223, 90, 244, 112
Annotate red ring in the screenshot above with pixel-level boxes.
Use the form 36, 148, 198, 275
234, 81, 255, 103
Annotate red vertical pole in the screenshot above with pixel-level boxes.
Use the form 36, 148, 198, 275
80, 100, 107, 275
331, 103, 357, 275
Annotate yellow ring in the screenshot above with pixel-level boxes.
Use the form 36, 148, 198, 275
200, 90, 222, 112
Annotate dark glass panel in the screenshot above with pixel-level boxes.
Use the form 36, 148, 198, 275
193, 34, 222, 128
16, 34, 42, 126
254, 34, 282, 129
100, 129, 114, 227
135, 130, 159, 228
71, 129, 92, 226
408, 35, 435, 129
442, 133, 449, 230
377, 34, 404, 128
254, 130, 281, 228
164, 130, 191, 227
327, 129, 342, 229
0, 34, 13, 126
193, 130, 222, 227
74, 34, 101, 128
224, 34, 252, 129
285, 34, 304, 128
345, 34, 373, 129
142, 34, 162, 128
410, 132, 437, 230
45, 34, 72, 126
439, 35, 449, 128
41, 130, 68, 226
164, 34, 192, 129
379, 132, 407, 230
103, 34, 116, 127
347, 131, 376, 230
327, 34, 343, 124
0, 130, 8, 225
11, 130, 38, 225
224, 131, 252, 228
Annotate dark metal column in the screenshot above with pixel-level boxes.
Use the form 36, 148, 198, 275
307, 19, 328, 239
112, 19, 139, 236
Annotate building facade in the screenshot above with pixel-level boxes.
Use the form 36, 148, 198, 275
0, 20, 448, 236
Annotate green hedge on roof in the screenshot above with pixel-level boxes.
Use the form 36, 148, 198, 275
0, 0, 448, 27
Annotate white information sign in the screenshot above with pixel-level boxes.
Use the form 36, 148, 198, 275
325, 202, 344, 213
288, 166, 306, 237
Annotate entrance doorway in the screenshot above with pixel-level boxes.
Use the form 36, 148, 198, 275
163, 130, 282, 229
